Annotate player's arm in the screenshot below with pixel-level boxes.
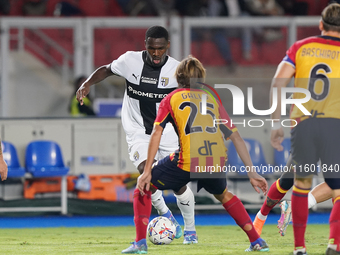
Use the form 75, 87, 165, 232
144, 125, 163, 175
270, 62, 295, 151
0, 138, 8, 181
76, 65, 113, 105
229, 131, 268, 195
229, 131, 253, 168
137, 124, 163, 195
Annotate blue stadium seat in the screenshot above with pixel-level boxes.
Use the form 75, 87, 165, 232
274, 138, 291, 167
228, 138, 269, 175
1, 141, 25, 178
25, 140, 69, 177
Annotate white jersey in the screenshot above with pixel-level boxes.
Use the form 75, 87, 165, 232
110, 51, 179, 154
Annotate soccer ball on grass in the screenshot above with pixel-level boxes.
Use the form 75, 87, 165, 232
147, 216, 176, 245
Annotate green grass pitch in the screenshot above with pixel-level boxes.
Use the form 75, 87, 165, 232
0, 224, 329, 254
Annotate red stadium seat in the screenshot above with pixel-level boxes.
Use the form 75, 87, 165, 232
9, 0, 24, 16
39, 28, 73, 43
297, 0, 317, 15
109, 39, 140, 60
124, 28, 146, 43
94, 40, 111, 67
45, 0, 60, 16
78, 0, 107, 16
46, 0, 79, 16
94, 28, 123, 42
107, 0, 126, 17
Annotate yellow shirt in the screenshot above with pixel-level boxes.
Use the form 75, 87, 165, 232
283, 35, 340, 123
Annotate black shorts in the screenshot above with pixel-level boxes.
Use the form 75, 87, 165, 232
291, 118, 340, 189
151, 156, 227, 195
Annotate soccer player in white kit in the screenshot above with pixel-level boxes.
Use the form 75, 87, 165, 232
76, 26, 197, 245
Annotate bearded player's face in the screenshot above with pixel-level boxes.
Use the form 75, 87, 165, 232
145, 37, 169, 67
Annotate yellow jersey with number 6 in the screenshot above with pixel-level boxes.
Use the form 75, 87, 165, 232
283, 35, 340, 123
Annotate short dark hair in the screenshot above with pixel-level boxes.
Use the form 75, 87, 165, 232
145, 26, 169, 41
321, 3, 340, 32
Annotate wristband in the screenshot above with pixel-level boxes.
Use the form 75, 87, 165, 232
271, 121, 281, 130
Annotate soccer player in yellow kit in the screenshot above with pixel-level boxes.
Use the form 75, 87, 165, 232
123, 56, 269, 253
255, 3, 340, 255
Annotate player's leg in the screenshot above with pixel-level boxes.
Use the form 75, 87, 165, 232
174, 185, 197, 244
137, 159, 183, 239
253, 157, 330, 236
253, 156, 294, 235
291, 175, 313, 255
129, 140, 183, 239
122, 156, 190, 253
290, 118, 318, 255
328, 189, 340, 255
216, 190, 269, 252
158, 140, 196, 240
327, 188, 340, 255
324, 178, 340, 255
277, 181, 333, 237
149, 156, 194, 244
309, 181, 333, 208
198, 177, 269, 252
121, 186, 152, 254
320, 119, 340, 255
275, 178, 333, 238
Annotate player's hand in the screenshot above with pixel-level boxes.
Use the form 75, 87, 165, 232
270, 128, 284, 151
137, 172, 152, 196
76, 83, 90, 105
248, 172, 268, 195
0, 159, 8, 181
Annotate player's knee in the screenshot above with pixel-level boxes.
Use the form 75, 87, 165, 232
174, 185, 187, 196
214, 189, 233, 204
295, 176, 313, 187
150, 186, 157, 193
279, 176, 294, 190
137, 161, 146, 174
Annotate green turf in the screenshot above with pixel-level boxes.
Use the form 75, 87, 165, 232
0, 224, 330, 255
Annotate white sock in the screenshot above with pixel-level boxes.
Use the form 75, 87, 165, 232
151, 189, 169, 215
256, 211, 267, 221
308, 192, 317, 209
175, 186, 195, 231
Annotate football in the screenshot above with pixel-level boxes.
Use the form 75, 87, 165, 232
147, 216, 176, 245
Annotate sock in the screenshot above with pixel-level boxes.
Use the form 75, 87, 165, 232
223, 195, 259, 242
260, 179, 288, 216
151, 189, 169, 215
308, 192, 317, 209
329, 196, 340, 251
294, 247, 306, 255
292, 185, 310, 250
133, 188, 152, 242
256, 211, 267, 220
175, 186, 195, 231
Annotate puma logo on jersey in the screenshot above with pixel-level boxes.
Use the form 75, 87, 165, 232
132, 73, 139, 80
180, 201, 190, 206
